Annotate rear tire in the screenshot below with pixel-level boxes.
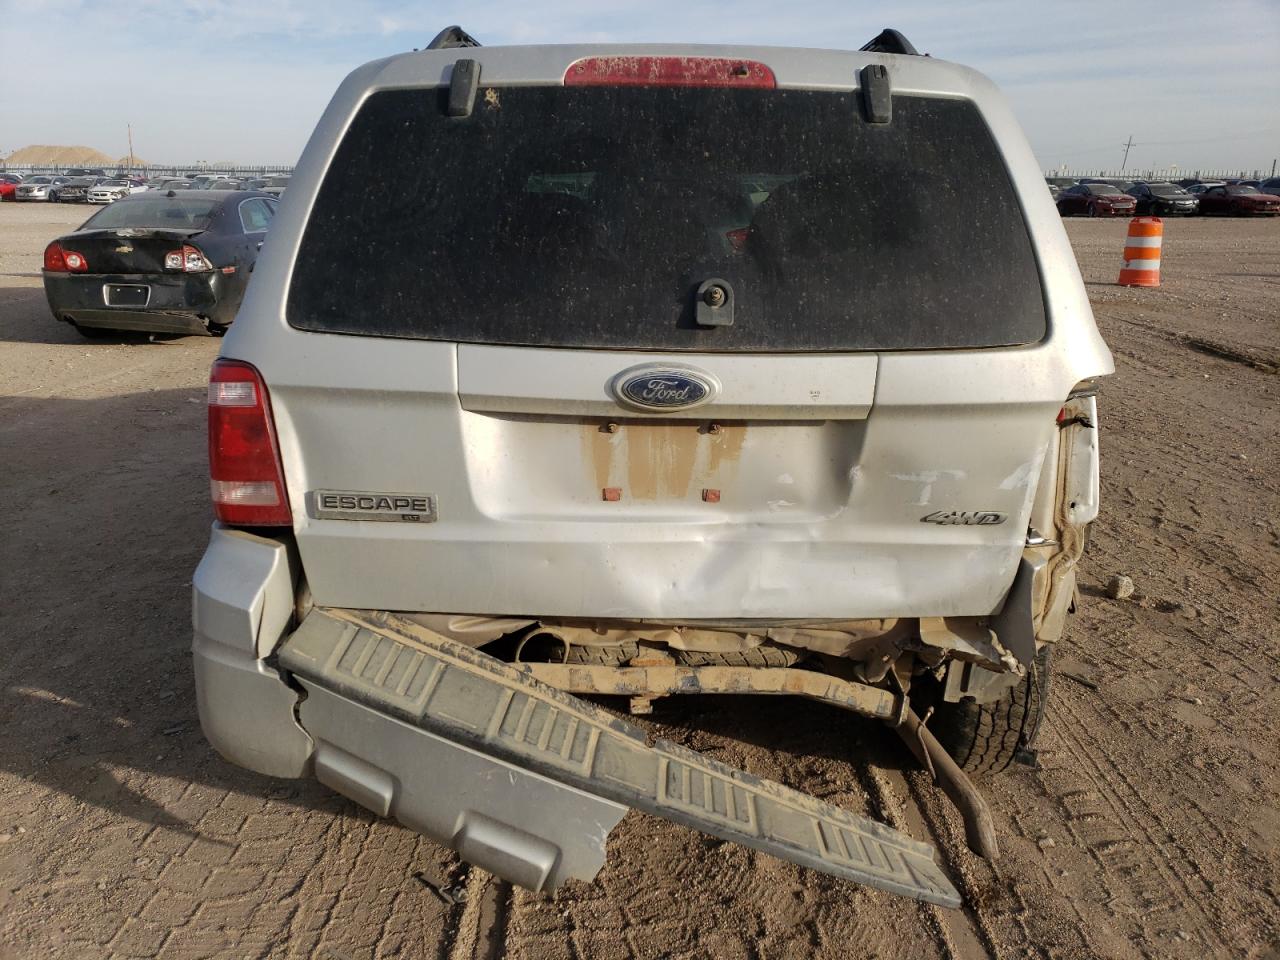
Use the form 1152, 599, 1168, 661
925, 645, 1052, 779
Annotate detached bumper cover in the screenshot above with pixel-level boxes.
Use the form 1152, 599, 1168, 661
276, 608, 962, 906
192, 526, 959, 905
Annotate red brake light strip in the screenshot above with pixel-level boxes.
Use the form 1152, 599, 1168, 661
564, 56, 776, 89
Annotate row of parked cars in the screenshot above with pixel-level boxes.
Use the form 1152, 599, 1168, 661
0, 169, 290, 204
1048, 176, 1280, 218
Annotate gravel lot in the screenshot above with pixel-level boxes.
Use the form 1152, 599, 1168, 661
0, 201, 1276, 960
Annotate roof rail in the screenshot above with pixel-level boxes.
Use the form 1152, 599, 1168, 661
859, 29, 919, 56
427, 25, 481, 50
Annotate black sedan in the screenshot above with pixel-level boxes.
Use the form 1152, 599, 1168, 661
42, 190, 278, 338
1125, 181, 1198, 216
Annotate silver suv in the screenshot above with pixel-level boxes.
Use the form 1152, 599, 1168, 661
193, 28, 1111, 908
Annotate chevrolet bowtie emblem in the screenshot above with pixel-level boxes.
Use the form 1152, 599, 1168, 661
115, 245, 134, 254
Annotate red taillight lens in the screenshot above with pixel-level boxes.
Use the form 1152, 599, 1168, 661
564, 56, 776, 88
43, 242, 88, 272
208, 359, 292, 526
44, 242, 68, 271
165, 244, 213, 272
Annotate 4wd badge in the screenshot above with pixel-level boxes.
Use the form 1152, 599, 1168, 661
310, 490, 437, 523
921, 510, 1007, 526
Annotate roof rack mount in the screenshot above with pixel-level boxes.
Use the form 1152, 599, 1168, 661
859, 29, 919, 56
428, 25, 481, 50
426, 26, 909, 56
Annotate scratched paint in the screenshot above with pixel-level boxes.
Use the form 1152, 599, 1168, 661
890, 469, 967, 507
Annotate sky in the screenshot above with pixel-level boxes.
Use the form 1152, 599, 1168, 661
2, 0, 1278, 173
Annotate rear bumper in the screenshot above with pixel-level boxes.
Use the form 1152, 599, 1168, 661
192, 525, 313, 777
191, 524, 960, 904
43, 270, 228, 333
191, 524, 632, 891
64, 310, 213, 335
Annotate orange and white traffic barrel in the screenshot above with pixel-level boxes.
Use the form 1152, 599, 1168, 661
1117, 217, 1163, 287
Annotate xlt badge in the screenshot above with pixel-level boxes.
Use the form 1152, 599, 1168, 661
310, 490, 437, 523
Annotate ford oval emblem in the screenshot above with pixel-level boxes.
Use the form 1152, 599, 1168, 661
612, 365, 719, 412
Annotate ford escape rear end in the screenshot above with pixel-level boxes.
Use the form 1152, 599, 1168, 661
192, 28, 1112, 907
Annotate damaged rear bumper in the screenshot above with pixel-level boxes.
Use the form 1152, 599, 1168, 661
192, 525, 961, 906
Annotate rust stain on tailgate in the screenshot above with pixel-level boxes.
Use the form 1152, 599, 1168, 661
584, 422, 746, 500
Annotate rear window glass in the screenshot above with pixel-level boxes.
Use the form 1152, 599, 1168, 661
84, 198, 218, 230
289, 86, 1046, 351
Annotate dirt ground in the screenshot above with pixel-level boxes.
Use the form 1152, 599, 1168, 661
0, 202, 1276, 960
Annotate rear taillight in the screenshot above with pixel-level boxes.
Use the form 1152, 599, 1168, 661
724, 227, 751, 251
165, 244, 213, 272
208, 359, 292, 526
564, 56, 776, 88
43, 242, 87, 272
43, 242, 66, 271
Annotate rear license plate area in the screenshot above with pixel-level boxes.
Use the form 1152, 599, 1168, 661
104, 284, 150, 307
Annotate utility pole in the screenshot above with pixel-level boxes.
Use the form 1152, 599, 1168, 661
1121, 135, 1134, 170
127, 123, 134, 172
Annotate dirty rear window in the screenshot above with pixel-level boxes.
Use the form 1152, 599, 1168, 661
289, 86, 1046, 351
83, 198, 218, 230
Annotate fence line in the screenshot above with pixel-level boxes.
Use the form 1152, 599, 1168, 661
4, 162, 1270, 182
0, 163, 295, 178
1046, 168, 1271, 181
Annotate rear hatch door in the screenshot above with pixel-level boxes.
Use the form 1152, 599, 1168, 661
270, 65, 1057, 621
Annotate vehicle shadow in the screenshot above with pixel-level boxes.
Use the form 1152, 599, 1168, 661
0, 387, 346, 845
0, 385, 917, 848
635, 692, 917, 775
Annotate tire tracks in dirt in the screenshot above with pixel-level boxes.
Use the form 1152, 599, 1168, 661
1046, 690, 1220, 952
870, 763, 997, 959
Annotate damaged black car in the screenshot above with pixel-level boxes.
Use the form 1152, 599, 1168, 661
41, 190, 278, 338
